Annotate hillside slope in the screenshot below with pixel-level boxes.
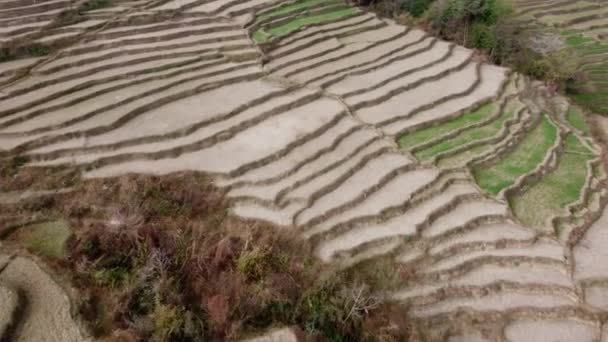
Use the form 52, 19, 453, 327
1, 0, 608, 340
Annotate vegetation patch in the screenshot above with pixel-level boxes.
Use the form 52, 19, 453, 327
473, 114, 558, 196
356, 0, 588, 111
437, 144, 493, 168
572, 91, 608, 115
413, 105, 515, 161
566, 106, 590, 134
256, 0, 341, 21
0, 169, 410, 341
10, 220, 72, 259
510, 134, 595, 231
398, 103, 495, 149
0, 43, 52, 63
565, 36, 595, 47
0, 158, 81, 192
252, 0, 358, 44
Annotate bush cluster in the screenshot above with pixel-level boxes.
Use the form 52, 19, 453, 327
1, 170, 411, 341
357, 0, 575, 89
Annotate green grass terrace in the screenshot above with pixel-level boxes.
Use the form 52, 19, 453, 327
511, 134, 596, 231
473, 114, 558, 196
251, 0, 359, 44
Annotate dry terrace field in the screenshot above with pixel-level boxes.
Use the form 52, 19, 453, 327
1, 0, 608, 340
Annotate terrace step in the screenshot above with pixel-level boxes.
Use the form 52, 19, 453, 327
505, 319, 600, 342
394, 260, 575, 303
3, 63, 265, 151
295, 152, 415, 226
381, 63, 507, 136
315, 182, 478, 261
80, 96, 346, 178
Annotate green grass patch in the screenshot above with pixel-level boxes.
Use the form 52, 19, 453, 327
257, 0, 341, 21
582, 62, 608, 73
587, 68, 608, 75
473, 115, 558, 196
17, 220, 72, 259
582, 61, 608, 70
573, 91, 608, 103
252, 30, 270, 43
578, 44, 608, 54
253, 7, 358, 43
437, 144, 493, 168
565, 106, 590, 133
560, 29, 581, 36
572, 92, 608, 114
565, 36, 595, 47
511, 134, 594, 230
398, 103, 495, 149
563, 133, 594, 154
414, 106, 514, 161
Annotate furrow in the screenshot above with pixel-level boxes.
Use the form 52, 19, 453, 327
9, 68, 266, 152
1, 59, 254, 134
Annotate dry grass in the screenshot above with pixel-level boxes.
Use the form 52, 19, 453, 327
0, 156, 80, 192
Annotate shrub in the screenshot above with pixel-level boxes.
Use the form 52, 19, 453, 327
360, 0, 578, 89
81, 0, 111, 11
471, 22, 495, 50
152, 304, 188, 341
1, 171, 411, 340
401, 0, 434, 17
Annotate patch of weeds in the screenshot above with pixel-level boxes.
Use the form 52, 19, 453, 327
25, 44, 51, 56
4, 172, 411, 340
128, 283, 157, 316
0, 162, 81, 192
11, 154, 28, 169
0, 48, 16, 63
296, 280, 345, 337
81, 0, 112, 11
17, 220, 72, 259
54, 8, 85, 26
93, 261, 133, 288
143, 185, 181, 217
237, 247, 272, 280
52, 0, 111, 27
151, 304, 198, 341
246, 299, 294, 328
0, 42, 52, 63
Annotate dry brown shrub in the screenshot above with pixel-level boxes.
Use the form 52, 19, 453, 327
2, 170, 411, 341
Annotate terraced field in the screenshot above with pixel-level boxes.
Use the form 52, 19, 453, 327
515, 0, 608, 114
1, 0, 608, 340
